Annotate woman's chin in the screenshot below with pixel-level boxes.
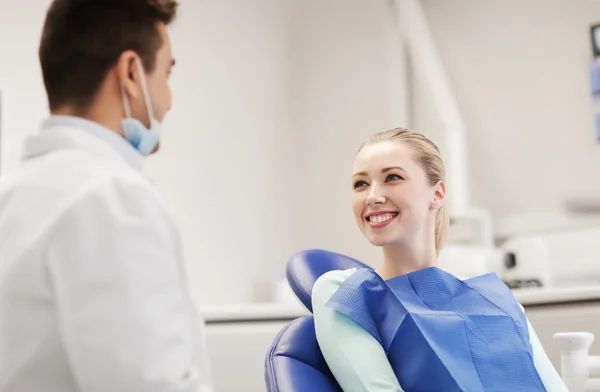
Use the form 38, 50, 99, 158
365, 227, 408, 247
367, 235, 397, 248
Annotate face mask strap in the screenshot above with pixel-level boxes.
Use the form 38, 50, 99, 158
121, 85, 132, 118
134, 57, 155, 122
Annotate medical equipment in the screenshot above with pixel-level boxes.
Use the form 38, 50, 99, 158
496, 214, 600, 288
591, 58, 600, 141
554, 332, 600, 391
590, 23, 600, 141
437, 208, 503, 278
591, 24, 600, 58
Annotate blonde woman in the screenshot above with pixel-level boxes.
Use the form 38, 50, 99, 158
312, 128, 567, 391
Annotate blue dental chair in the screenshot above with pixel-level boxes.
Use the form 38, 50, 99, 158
264, 249, 372, 392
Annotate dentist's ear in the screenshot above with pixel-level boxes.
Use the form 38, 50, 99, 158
431, 181, 446, 209
116, 50, 142, 99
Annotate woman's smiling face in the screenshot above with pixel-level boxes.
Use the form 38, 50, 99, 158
351, 140, 441, 248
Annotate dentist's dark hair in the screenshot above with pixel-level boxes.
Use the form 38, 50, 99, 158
39, 0, 178, 113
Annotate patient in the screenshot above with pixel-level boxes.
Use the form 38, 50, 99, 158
312, 128, 567, 391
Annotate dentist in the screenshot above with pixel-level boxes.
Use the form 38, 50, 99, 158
0, 1, 213, 391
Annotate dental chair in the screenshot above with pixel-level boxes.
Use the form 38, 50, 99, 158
264, 249, 598, 392
264, 249, 371, 392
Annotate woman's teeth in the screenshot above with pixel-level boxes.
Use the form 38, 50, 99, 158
370, 214, 396, 223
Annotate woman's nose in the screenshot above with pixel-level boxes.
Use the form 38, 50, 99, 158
366, 186, 386, 206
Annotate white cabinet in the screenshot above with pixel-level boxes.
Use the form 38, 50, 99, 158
204, 319, 292, 392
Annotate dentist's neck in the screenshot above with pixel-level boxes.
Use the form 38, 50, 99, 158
51, 80, 126, 136
377, 239, 437, 280
53, 105, 123, 136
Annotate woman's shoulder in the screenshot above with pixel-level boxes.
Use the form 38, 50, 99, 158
312, 268, 378, 307
313, 266, 381, 292
312, 268, 359, 304
315, 267, 358, 286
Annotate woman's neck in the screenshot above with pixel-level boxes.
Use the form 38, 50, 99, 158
376, 242, 437, 280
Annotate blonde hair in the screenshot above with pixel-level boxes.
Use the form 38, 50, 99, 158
358, 128, 449, 254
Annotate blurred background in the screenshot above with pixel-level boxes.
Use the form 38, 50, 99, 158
3, 0, 600, 390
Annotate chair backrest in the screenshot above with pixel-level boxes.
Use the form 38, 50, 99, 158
265, 317, 342, 392
265, 249, 372, 391
285, 249, 371, 312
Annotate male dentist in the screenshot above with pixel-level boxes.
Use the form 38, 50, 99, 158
0, 1, 213, 391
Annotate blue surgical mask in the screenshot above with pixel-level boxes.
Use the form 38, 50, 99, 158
121, 57, 161, 156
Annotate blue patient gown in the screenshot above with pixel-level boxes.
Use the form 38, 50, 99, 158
325, 267, 547, 392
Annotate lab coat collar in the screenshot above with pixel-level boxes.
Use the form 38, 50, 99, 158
22, 116, 144, 171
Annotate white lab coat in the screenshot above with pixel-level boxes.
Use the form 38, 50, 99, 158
0, 121, 213, 392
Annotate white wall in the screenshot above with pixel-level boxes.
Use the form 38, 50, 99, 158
288, 0, 404, 268
413, 0, 600, 222
0, 1, 50, 174
145, 0, 295, 305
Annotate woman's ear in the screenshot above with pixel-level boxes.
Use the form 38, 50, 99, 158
431, 181, 446, 209
116, 50, 141, 99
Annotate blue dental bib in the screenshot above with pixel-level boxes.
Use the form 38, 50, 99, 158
326, 267, 546, 392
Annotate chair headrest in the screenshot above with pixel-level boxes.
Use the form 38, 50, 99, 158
285, 249, 371, 312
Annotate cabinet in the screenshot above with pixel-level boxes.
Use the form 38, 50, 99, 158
205, 320, 291, 392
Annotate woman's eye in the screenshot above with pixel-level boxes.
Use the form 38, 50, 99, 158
353, 180, 368, 189
386, 174, 403, 182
